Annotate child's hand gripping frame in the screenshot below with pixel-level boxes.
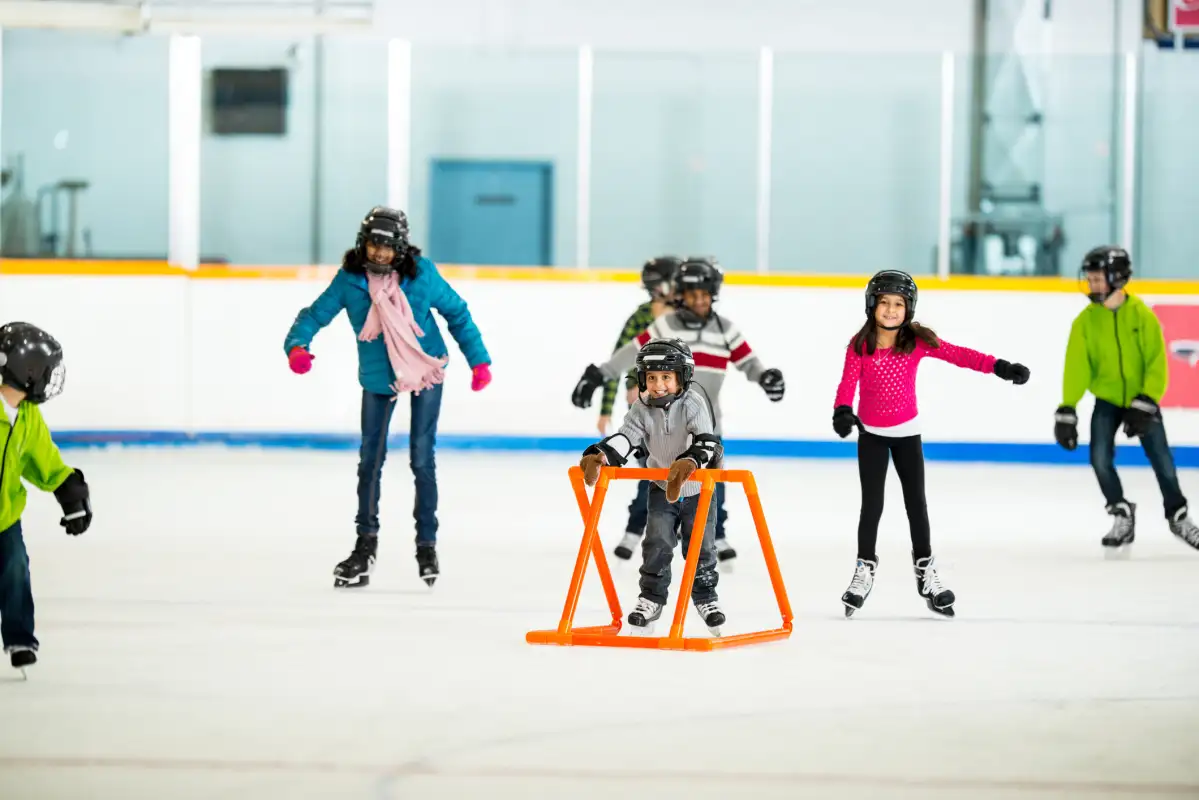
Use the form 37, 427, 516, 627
526, 466, 794, 652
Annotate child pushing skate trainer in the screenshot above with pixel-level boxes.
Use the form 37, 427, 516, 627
0, 322, 92, 674
578, 338, 726, 635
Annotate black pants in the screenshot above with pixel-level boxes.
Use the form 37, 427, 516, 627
857, 432, 931, 562
1090, 398, 1188, 518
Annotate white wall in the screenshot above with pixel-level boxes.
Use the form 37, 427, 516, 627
4, 273, 1199, 448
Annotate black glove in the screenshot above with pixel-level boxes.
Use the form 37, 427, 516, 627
1123, 394, 1160, 438
832, 405, 860, 439
1054, 405, 1078, 451
676, 433, 724, 468
571, 364, 606, 409
758, 368, 784, 402
994, 359, 1030, 385
53, 468, 92, 535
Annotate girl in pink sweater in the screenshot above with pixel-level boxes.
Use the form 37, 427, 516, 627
832, 270, 1029, 618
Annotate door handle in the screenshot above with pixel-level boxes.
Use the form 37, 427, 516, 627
475, 195, 516, 205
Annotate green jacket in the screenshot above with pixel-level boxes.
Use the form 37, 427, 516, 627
600, 301, 657, 417
1062, 293, 1168, 409
1, 401, 73, 533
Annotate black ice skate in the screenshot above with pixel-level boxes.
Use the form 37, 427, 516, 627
416, 544, 439, 587
9, 647, 36, 678
613, 531, 640, 560
694, 599, 726, 636
715, 538, 737, 570
913, 555, 955, 617
333, 534, 377, 588
627, 596, 663, 635
1102, 501, 1136, 557
1169, 507, 1199, 552
841, 558, 877, 618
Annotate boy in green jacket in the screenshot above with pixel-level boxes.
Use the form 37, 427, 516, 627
1054, 247, 1198, 554
0, 322, 92, 674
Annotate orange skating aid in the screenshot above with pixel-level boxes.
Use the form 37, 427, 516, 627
526, 466, 793, 652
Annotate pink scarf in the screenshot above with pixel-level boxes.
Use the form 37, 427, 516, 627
358, 272, 448, 395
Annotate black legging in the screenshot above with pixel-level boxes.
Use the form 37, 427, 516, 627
856, 431, 932, 562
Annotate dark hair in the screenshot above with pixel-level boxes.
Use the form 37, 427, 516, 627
341, 243, 422, 280
850, 318, 939, 356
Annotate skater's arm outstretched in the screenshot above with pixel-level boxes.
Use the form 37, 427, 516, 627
579, 409, 647, 486
426, 257, 490, 369
724, 319, 785, 402
21, 408, 90, 535
571, 320, 660, 409
283, 276, 347, 372
599, 305, 654, 420
926, 338, 1029, 384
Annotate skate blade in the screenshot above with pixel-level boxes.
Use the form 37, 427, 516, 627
334, 575, 371, 589
842, 603, 858, 618
706, 625, 723, 637
629, 621, 660, 637
422, 576, 437, 588
1103, 545, 1132, 560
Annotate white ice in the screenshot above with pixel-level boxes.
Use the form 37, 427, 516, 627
1, 448, 1198, 800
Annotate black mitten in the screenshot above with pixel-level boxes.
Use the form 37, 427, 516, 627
993, 359, 1030, 385
1122, 395, 1160, 438
758, 369, 785, 402
832, 405, 860, 439
571, 364, 606, 409
1054, 406, 1078, 451
53, 468, 92, 535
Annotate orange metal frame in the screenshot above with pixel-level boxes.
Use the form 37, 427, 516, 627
526, 466, 794, 651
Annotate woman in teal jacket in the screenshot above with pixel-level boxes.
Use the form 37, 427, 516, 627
284, 207, 491, 589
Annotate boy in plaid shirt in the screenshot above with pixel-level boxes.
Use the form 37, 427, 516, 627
596, 256, 681, 560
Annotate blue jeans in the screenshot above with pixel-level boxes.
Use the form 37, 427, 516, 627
639, 485, 718, 606
356, 383, 444, 544
0, 521, 37, 651
626, 461, 727, 540
1090, 398, 1188, 517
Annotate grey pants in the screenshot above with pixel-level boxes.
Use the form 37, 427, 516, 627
639, 485, 719, 606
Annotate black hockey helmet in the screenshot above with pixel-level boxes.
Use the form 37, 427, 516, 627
636, 338, 695, 409
355, 206, 410, 275
676, 256, 724, 299
1080, 245, 1131, 302
0, 322, 65, 405
865, 270, 918, 329
640, 255, 682, 298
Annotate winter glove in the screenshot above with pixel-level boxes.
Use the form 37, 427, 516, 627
53, 469, 91, 535
471, 363, 492, 391
1123, 395, 1160, 439
759, 368, 785, 402
993, 359, 1030, 385
666, 458, 697, 503
832, 405, 860, 439
1054, 405, 1078, 451
288, 346, 314, 375
571, 364, 606, 409
580, 453, 606, 486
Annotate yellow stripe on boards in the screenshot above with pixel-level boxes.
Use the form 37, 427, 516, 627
3, 259, 1198, 295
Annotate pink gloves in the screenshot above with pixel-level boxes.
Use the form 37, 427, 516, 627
471, 363, 492, 392
288, 346, 314, 374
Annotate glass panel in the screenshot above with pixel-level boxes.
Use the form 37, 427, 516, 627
410, 46, 578, 266
1, 30, 169, 259
771, 53, 943, 275
590, 51, 758, 271
1138, 47, 1199, 279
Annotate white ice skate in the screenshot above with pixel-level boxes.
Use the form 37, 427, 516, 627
613, 531, 640, 561
913, 555, 955, 617
715, 538, 737, 572
627, 596, 663, 636
1102, 501, 1136, 559
841, 558, 877, 618
694, 600, 726, 636
1169, 507, 1199, 552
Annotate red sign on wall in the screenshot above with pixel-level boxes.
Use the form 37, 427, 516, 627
1172, 0, 1199, 31
1154, 304, 1199, 409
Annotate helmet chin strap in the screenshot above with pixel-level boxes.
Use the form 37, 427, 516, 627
878, 322, 905, 331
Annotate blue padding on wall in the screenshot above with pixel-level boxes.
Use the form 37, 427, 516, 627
52, 430, 1199, 468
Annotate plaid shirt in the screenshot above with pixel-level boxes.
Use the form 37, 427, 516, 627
600, 301, 656, 416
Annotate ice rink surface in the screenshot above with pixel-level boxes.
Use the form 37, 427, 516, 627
1, 447, 1197, 800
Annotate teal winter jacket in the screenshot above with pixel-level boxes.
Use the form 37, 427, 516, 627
284, 256, 490, 396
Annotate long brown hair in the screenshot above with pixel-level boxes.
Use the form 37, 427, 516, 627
850, 318, 940, 356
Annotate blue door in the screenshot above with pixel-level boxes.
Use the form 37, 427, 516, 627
429, 160, 553, 266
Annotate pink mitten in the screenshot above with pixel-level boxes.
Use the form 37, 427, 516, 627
471, 363, 492, 391
288, 346, 314, 375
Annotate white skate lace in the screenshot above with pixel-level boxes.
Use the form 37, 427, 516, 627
1173, 513, 1199, 547
695, 601, 722, 619
918, 562, 946, 597
633, 597, 660, 617
848, 561, 874, 596
1108, 514, 1134, 539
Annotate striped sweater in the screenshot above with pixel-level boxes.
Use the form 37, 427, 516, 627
599, 311, 766, 436
610, 387, 715, 499
600, 301, 656, 417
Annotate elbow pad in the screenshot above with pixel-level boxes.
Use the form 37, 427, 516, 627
583, 433, 636, 467
677, 433, 723, 467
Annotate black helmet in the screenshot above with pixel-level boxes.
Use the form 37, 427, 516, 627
0, 322, 65, 405
640, 256, 682, 298
355, 206, 410, 275
865, 270, 918, 329
635, 338, 694, 409
1080, 246, 1131, 302
676, 257, 724, 299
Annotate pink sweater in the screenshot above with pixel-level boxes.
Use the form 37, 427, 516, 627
834, 337, 997, 428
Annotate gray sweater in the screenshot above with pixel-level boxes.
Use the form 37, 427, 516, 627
599, 311, 765, 436
600, 387, 716, 499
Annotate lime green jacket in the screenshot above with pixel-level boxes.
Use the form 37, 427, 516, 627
1, 401, 73, 533
1062, 294, 1168, 409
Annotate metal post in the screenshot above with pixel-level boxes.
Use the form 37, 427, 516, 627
755, 46, 774, 274
168, 34, 201, 270
936, 51, 956, 280
387, 39, 411, 214
575, 45, 593, 269
1119, 51, 1139, 254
